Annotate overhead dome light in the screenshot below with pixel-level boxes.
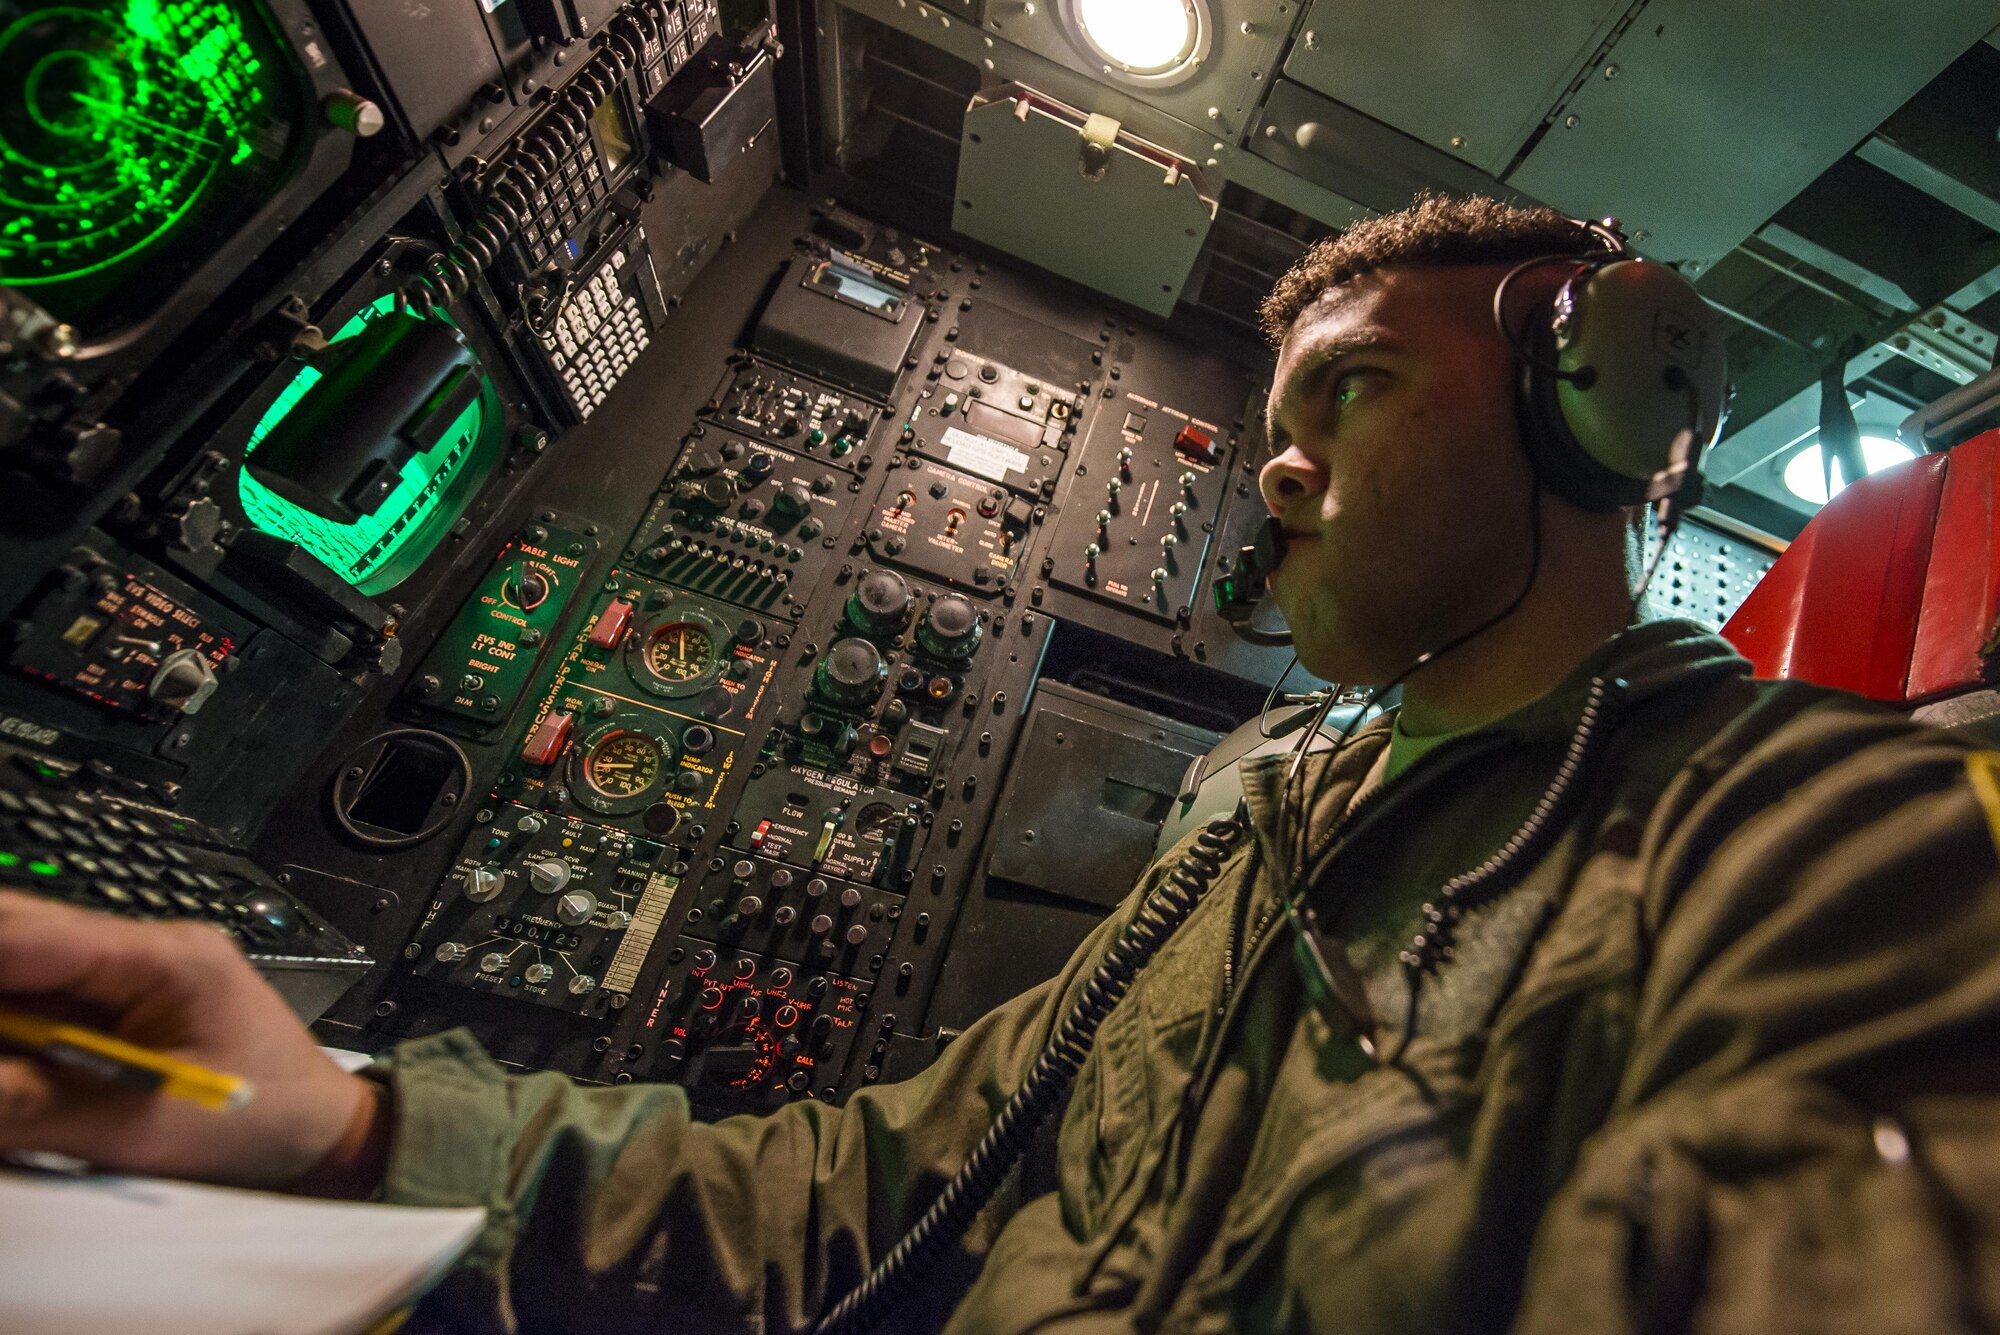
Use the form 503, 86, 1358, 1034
1066, 0, 1208, 82
1782, 435, 1915, 506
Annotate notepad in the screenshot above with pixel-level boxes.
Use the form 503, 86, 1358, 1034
0, 1167, 485, 1335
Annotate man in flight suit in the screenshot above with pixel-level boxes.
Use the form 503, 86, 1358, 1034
6, 194, 2000, 1334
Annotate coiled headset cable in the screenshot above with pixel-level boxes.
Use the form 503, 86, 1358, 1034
808, 812, 1252, 1335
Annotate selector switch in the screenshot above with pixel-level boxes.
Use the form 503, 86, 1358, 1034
556, 891, 598, 926
814, 638, 889, 710
462, 866, 504, 902
527, 857, 572, 894
147, 649, 220, 716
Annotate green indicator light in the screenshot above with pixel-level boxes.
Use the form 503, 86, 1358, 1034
0, 0, 299, 333
28, 860, 61, 876
240, 295, 502, 595
0, 851, 21, 868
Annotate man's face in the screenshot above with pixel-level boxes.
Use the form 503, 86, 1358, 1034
1260, 264, 1539, 684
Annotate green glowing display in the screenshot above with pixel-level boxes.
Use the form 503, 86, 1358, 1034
240, 295, 502, 595
0, 0, 296, 333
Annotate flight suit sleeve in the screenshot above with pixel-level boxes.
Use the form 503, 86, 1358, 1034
1513, 713, 2000, 1333
373, 872, 1155, 1335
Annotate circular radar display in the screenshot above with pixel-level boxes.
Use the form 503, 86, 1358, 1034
644, 621, 715, 683
0, 0, 301, 334
570, 726, 670, 815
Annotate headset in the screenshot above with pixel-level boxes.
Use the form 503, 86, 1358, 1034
1500, 215, 1729, 514
1218, 214, 1730, 635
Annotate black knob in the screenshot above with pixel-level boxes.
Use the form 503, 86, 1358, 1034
744, 451, 775, 481
699, 476, 735, 508
814, 638, 888, 710
847, 570, 913, 634
772, 483, 813, 522
693, 949, 717, 971
509, 567, 550, 610
917, 594, 981, 660
683, 447, 725, 475
738, 994, 762, 1019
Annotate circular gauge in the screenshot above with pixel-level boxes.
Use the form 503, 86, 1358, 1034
627, 611, 729, 698
569, 726, 672, 815
855, 802, 901, 842
646, 621, 715, 681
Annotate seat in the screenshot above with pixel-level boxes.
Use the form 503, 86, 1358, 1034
1720, 427, 2000, 737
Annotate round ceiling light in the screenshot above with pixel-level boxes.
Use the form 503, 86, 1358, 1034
1066, 0, 1208, 83
1781, 435, 1915, 506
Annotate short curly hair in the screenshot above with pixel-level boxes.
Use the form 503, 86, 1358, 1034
1258, 193, 1597, 347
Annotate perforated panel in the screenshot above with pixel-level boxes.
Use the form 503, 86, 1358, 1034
1653, 518, 1778, 630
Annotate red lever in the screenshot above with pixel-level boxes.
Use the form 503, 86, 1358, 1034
520, 710, 574, 766
1174, 424, 1217, 464
589, 598, 634, 650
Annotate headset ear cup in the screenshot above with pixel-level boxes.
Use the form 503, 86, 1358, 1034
1514, 297, 1646, 512
1510, 259, 1727, 512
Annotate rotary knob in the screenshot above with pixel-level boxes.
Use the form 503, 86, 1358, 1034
568, 974, 597, 996
462, 866, 504, 902
147, 649, 219, 716
527, 858, 572, 894
739, 995, 763, 1019
693, 948, 718, 971
916, 594, 982, 660
814, 637, 889, 710
434, 942, 466, 963
480, 951, 509, 975
847, 569, 913, 634
556, 891, 598, 926
509, 567, 550, 610
524, 963, 555, 984
772, 482, 813, 521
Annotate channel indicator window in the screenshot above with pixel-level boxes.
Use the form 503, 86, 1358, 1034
238, 295, 503, 595
0, 0, 301, 335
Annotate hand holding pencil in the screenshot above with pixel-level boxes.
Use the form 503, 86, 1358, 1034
0, 890, 385, 1194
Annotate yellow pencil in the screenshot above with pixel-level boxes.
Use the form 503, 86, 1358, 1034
0, 1007, 253, 1110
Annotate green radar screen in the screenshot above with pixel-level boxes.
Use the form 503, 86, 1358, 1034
239, 296, 504, 596
0, 0, 300, 335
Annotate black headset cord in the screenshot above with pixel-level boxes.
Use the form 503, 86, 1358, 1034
808, 811, 1252, 1335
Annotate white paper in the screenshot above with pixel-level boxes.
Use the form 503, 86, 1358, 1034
319, 1046, 379, 1074
941, 426, 1030, 484
0, 1168, 486, 1335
